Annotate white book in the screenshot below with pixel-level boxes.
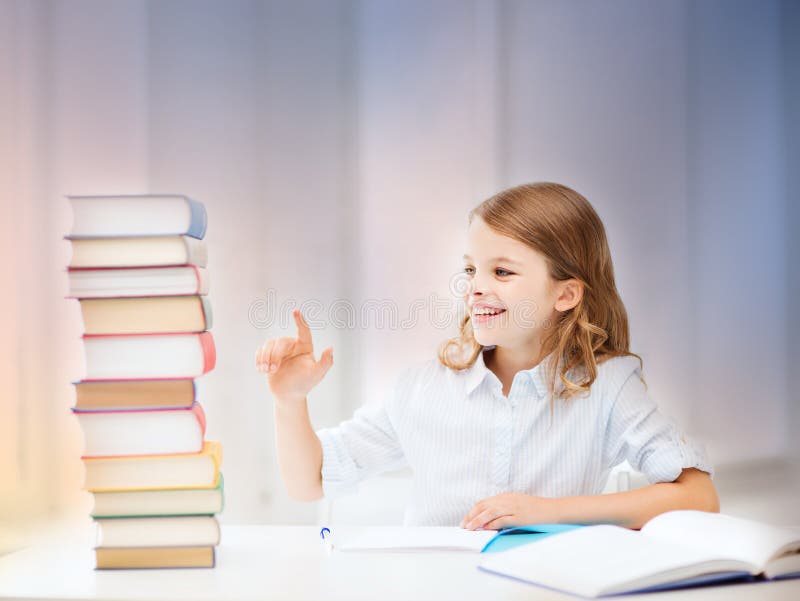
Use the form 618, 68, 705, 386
73, 403, 205, 457
67, 194, 207, 239
95, 516, 220, 548
91, 478, 224, 518
479, 510, 800, 597
340, 527, 496, 553
82, 332, 215, 380
67, 265, 209, 298
68, 235, 207, 269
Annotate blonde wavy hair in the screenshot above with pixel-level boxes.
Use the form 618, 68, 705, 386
437, 182, 644, 402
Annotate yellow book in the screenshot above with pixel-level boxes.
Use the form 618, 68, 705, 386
83, 441, 222, 492
79, 296, 212, 335
95, 546, 215, 569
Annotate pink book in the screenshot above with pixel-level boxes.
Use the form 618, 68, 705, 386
73, 402, 206, 458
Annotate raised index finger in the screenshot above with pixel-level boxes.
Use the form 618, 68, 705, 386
293, 309, 313, 348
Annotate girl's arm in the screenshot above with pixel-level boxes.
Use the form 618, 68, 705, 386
555, 467, 719, 528
461, 467, 719, 530
258, 309, 407, 503
256, 309, 333, 502
274, 399, 324, 501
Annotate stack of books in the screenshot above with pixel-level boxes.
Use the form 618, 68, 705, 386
66, 194, 223, 570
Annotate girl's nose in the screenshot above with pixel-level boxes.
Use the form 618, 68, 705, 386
471, 271, 493, 295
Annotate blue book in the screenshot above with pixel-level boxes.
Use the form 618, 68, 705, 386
66, 194, 207, 239
481, 523, 584, 553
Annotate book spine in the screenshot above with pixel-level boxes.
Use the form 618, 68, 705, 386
185, 197, 207, 240
183, 237, 209, 268
211, 517, 221, 545
192, 401, 207, 436
200, 296, 213, 330
204, 441, 223, 486
193, 266, 209, 295
199, 332, 216, 374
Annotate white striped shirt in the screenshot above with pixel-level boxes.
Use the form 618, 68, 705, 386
316, 347, 713, 526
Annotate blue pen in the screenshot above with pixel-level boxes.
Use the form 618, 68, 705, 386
320, 527, 334, 554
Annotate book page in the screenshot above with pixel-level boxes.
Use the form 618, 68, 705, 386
479, 524, 750, 597
764, 551, 800, 579
339, 527, 495, 552
642, 510, 800, 570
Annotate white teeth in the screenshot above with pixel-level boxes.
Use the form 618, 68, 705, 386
474, 307, 504, 316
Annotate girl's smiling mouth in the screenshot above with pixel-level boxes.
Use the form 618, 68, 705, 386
471, 303, 507, 324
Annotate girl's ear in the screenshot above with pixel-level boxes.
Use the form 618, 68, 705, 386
554, 279, 583, 313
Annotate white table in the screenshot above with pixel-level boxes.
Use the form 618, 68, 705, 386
0, 522, 798, 601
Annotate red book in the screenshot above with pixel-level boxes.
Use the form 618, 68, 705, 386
66, 265, 209, 299
82, 332, 216, 380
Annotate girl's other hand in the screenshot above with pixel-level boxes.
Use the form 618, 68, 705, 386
255, 309, 333, 406
459, 493, 560, 530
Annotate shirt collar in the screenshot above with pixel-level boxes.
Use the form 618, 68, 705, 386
464, 346, 551, 400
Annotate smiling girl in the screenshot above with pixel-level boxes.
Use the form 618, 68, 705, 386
256, 182, 719, 530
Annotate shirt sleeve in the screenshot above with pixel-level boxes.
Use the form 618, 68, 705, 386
602, 359, 714, 484
315, 370, 409, 499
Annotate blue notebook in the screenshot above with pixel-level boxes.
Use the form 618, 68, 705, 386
481, 523, 584, 553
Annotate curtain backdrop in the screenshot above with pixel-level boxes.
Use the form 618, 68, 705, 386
0, 0, 795, 524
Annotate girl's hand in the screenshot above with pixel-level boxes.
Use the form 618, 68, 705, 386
460, 493, 560, 530
255, 309, 333, 406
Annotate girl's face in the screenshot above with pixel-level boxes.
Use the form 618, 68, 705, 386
462, 216, 570, 352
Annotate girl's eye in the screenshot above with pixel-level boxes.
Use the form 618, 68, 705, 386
463, 266, 513, 277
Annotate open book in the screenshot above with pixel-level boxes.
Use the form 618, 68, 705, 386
479, 510, 800, 597
339, 524, 582, 553
340, 527, 496, 553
